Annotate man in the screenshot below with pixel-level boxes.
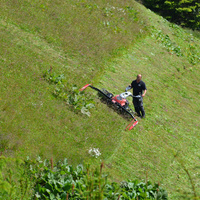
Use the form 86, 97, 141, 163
129, 74, 147, 118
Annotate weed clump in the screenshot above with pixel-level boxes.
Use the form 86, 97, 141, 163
43, 69, 95, 116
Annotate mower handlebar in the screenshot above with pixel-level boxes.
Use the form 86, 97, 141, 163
133, 95, 142, 98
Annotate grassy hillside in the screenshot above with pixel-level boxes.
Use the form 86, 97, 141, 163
0, 0, 200, 199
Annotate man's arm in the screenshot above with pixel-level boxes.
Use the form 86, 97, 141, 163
142, 89, 147, 97
129, 81, 134, 88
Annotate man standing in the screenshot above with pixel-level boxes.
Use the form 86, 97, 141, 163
129, 74, 147, 118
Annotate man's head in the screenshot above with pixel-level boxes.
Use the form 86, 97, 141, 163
136, 74, 142, 82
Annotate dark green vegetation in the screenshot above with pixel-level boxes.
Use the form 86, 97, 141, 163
0, 157, 168, 199
0, 0, 200, 199
141, 0, 200, 30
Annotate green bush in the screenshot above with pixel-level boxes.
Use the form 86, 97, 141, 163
43, 69, 95, 116
26, 157, 168, 200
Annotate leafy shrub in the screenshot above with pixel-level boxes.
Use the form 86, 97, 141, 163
43, 69, 95, 116
151, 27, 200, 65
187, 43, 200, 65
120, 181, 168, 200
151, 29, 183, 57
27, 157, 168, 200
0, 156, 168, 199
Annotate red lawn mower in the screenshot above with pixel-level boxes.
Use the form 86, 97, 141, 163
80, 84, 141, 130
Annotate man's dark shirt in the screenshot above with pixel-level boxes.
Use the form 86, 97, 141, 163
131, 80, 147, 96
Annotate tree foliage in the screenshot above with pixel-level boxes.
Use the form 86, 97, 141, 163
142, 0, 200, 30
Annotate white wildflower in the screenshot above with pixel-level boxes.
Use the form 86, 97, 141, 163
88, 148, 101, 158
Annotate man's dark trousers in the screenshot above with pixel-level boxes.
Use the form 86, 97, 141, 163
133, 97, 145, 118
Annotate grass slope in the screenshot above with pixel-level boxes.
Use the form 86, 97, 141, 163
99, 9, 200, 199
0, 0, 200, 199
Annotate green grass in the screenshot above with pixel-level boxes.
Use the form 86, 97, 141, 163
0, 0, 200, 199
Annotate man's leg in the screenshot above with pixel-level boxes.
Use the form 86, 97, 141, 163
133, 98, 141, 117
140, 106, 145, 118
139, 97, 145, 118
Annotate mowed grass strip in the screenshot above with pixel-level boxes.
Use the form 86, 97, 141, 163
98, 12, 200, 199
